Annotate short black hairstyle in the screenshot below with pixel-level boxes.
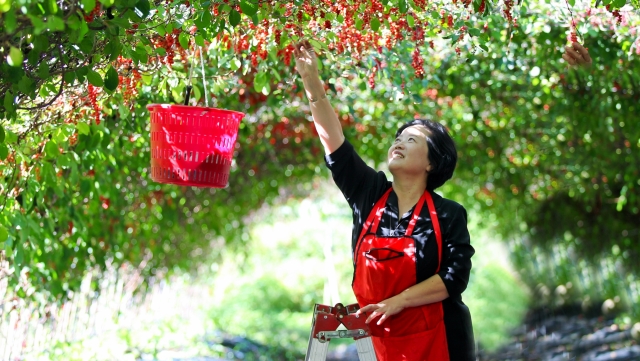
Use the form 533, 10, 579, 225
395, 119, 458, 191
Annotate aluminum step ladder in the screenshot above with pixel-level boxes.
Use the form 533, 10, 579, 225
305, 303, 377, 361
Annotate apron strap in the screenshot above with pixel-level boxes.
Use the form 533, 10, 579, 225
423, 191, 443, 273
404, 192, 427, 236
356, 188, 443, 272
356, 188, 392, 244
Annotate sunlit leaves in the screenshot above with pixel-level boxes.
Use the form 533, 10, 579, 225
229, 9, 241, 27
104, 66, 119, 91
134, 0, 150, 19
86, 69, 104, 87
7, 47, 23, 66
81, 0, 96, 13
239, 0, 258, 17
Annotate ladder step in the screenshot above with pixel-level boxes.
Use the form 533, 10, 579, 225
355, 337, 377, 361
306, 338, 329, 361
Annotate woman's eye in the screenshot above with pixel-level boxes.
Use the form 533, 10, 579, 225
409, 137, 415, 142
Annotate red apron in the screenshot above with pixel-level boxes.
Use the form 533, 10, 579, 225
352, 188, 449, 361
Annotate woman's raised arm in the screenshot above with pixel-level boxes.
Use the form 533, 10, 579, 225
294, 40, 345, 154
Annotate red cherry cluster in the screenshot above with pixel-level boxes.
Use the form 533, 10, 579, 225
503, 0, 515, 25
412, 22, 426, 46
605, 5, 623, 25
478, 0, 486, 14
84, 3, 102, 23
570, 31, 578, 43
87, 84, 101, 125
368, 65, 378, 89
411, 49, 425, 79
441, 11, 454, 27
99, 196, 110, 210
151, 29, 185, 67
68, 133, 78, 146
277, 44, 295, 66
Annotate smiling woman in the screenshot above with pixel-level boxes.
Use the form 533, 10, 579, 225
294, 40, 475, 361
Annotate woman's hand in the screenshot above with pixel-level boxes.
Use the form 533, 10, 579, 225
293, 40, 320, 80
562, 42, 592, 67
356, 296, 406, 326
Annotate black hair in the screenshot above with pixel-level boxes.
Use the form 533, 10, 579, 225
394, 119, 458, 191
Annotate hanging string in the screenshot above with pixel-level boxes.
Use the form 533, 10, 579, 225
200, 46, 209, 108
184, 47, 197, 106
563, 0, 584, 43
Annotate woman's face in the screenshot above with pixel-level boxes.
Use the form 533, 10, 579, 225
388, 125, 432, 176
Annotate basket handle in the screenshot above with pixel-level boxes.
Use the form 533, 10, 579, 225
184, 45, 208, 107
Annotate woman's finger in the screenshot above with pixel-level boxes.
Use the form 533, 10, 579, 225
565, 46, 584, 63
366, 310, 382, 324
376, 312, 390, 325
358, 304, 379, 314
572, 42, 592, 64
562, 53, 576, 66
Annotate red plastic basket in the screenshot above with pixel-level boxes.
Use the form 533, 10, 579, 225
147, 104, 245, 188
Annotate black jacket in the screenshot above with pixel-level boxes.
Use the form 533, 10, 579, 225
325, 140, 476, 361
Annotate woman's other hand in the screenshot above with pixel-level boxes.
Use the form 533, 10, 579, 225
356, 296, 406, 326
562, 42, 592, 68
293, 40, 320, 80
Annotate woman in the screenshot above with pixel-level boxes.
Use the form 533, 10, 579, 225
293, 40, 591, 361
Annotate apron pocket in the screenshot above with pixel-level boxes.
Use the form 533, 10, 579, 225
372, 319, 449, 361
365, 247, 404, 261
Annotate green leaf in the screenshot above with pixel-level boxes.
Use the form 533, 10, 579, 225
0, 0, 11, 13
611, 0, 625, 7
47, 15, 65, 31
406, 15, 414, 28
568, 0, 575, 6
45, 140, 60, 158
3, 128, 16, 143
469, 28, 481, 37
104, 66, 119, 91
0, 124, 4, 143
355, 18, 364, 30
239, 0, 258, 16
195, 34, 205, 47
254, 71, 268, 92
47, 0, 59, 13
77, 122, 90, 135
87, 70, 104, 87
179, 32, 190, 50
7, 47, 23, 67
82, 0, 96, 13
0, 144, 7, 160
0, 225, 7, 243
229, 9, 241, 27
398, 0, 408, 13
76, 17, 89, 43
230, 57, 242, 71
371, 17, 381, 32
18, 76, 36, 96
4, 90, 15, 113
195, 9, 212, 29
3, 7, 16, 31
135, 0, 150, 18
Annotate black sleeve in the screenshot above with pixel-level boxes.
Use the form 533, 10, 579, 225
324, 140, 388, 211
437, 205, 475, 298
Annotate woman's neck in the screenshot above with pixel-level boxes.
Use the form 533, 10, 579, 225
392, 175, 427, 216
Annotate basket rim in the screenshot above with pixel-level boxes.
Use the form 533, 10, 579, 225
146, 103, 245, 117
